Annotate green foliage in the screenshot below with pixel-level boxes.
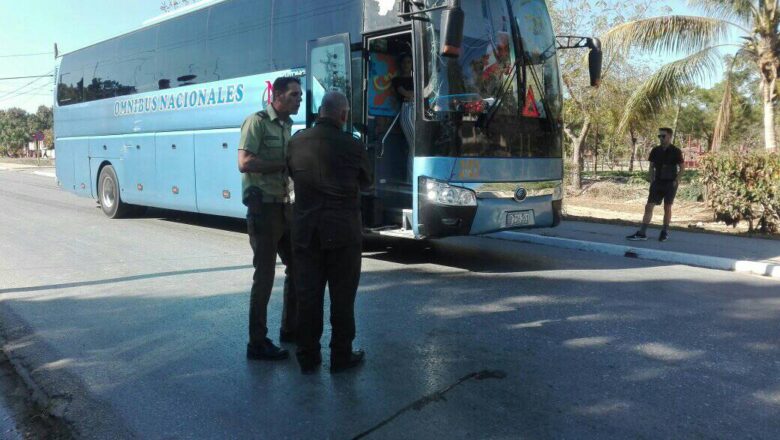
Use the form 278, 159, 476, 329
677, 180, 705, 201
701, 152, 780, 232
603, 1, 780, 150
0, 106, 53, 154
553, 0, 664, 187
0, 108, 31, 152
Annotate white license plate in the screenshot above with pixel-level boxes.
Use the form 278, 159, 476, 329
506, 210, 535, 227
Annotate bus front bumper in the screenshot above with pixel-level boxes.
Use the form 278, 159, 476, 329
467, 195, 561, 235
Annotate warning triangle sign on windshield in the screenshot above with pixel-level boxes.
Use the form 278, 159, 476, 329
522, 88, 541, 118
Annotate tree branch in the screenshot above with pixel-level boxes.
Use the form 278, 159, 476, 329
563, 75, 585, 111
563, 125, 577, 142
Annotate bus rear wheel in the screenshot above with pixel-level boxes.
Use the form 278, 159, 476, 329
98, 165, 130, 218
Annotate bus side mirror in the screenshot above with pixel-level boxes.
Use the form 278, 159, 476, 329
440, 0, 464, 58
588, 38, 603, 87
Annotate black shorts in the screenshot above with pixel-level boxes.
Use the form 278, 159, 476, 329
648, 180, 678, 205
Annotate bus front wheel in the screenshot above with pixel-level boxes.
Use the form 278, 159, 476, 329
98, 165, 130, 219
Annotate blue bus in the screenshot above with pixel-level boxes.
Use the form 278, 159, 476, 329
54, 0, 600, 238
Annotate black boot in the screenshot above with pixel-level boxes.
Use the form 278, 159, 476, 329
246, 339, 289, 361
330, 350, 365, 373
297, 352, 322, 375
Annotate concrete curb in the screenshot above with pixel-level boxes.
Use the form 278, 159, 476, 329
487, 231, 780, 279
0, 164, 37, 170
32, 171, 56, 178
0, 304, 136, 439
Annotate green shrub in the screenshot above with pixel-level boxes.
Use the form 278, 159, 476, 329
701, 151, 780, 233
627, 174, 649, 185
677, 181, 704, 202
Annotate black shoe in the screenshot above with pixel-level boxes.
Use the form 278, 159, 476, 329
330, 350, 365, 373
626, 231, 648, 241
659, 230, 669, 242
297, 353, 322, 375
246, 340, 289, 361
279, 329, 296, 344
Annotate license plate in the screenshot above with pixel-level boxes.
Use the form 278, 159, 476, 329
506, 210, 535, 227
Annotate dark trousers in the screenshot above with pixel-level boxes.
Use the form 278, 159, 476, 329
247, 203, 296, 347
294, 231, 362, 362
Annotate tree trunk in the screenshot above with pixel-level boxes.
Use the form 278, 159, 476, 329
566, 117, 591, 191
759, 48, 779, 151
628, 130, 638, 172
763, 91, 777, 151
593, 124, 599, 175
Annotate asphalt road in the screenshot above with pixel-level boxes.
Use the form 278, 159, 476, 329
1, 168, 779, 439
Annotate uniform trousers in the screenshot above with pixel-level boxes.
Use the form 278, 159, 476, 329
294, 230, 362, 361
246, 202, 296, 347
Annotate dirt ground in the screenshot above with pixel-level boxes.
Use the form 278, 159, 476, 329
563, 179, 766, 236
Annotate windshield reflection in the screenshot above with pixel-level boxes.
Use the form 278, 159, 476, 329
417, 0, 562, 159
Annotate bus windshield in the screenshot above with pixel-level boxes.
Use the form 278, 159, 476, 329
419, 0, 562, 158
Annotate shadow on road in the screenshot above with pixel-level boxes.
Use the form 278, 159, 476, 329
1, 261, 778, 438
0, 265, 253, 295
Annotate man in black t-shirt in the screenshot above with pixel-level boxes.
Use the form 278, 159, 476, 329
627, 127, 685, 242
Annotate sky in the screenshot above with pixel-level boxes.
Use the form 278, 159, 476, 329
0, 0, 734, 112
0, 0, 166, 112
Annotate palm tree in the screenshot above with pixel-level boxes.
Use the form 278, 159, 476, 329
604, 0, 780, 151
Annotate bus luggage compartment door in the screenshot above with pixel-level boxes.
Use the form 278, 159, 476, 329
54, 138, 77, 194
119, 134, 157, 206
193, 130, 244, 218
154, 132, 197, 212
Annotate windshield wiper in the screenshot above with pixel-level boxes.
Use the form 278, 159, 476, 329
478, 60, 520, 130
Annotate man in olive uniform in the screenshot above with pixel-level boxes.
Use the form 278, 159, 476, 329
238, 77, 302, 360
286, 92, 372, 374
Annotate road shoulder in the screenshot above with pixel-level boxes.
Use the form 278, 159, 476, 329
0, 304, 135, 439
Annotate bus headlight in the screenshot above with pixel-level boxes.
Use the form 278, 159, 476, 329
421, 177, 477, 206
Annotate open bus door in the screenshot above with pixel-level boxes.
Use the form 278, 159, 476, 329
305, 34, 352, 128
362, 31, 416, 238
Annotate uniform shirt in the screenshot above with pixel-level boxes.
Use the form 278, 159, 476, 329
649, 144, 684, 182
287, 117, 373, 249
238, 104, 293, 202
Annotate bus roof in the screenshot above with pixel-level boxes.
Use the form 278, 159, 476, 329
142, 0, 229, 26
59, 0, 229, 58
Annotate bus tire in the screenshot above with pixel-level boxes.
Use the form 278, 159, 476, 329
97, 165, 130, 219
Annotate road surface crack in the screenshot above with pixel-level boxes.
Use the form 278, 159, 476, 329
351, 369, 507, 439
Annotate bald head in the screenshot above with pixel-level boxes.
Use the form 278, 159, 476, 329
319, 91, 350, 124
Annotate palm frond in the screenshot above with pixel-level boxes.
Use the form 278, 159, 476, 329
617, 47, 722, 134
711, 75, 733, 151
712, 49, 753, 150
604, 15, 734, 57
688, 0, 757, 29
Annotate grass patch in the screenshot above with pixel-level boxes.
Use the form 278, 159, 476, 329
583, 169, 700, 184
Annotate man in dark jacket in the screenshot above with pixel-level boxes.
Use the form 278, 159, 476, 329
286, 91, 372, 374
626, 127, 685, 242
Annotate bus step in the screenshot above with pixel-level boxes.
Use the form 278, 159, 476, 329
402, 209, 413, 230
378, 228, 416, 239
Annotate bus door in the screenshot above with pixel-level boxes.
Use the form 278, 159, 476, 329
305, 34, 352, 128
363, 31, 414, 234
